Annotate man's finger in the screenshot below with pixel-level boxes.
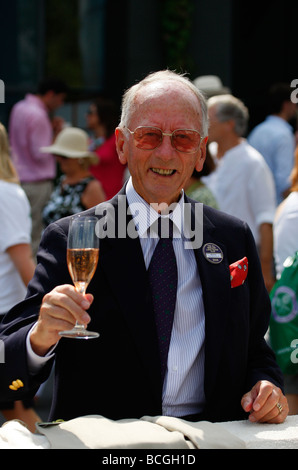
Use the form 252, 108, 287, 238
251, 382, 279, 412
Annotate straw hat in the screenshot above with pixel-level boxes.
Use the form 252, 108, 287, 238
41, 127, 98, 164
193, 75, 231, 98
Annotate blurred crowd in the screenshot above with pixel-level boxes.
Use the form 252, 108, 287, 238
0, 74, 298, 427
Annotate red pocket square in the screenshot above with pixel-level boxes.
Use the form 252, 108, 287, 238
229, 257, 248, 288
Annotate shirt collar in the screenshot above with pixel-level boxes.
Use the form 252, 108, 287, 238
125, 177, 184, 238
25, 93, 48, 112
266, 115, 294, 131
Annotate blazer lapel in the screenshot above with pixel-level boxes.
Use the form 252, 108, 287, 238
96, 191, 162, 403
188, 200, 231, 395
96, 191, 232, 404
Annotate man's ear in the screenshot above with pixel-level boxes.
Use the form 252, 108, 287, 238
195, 136, 208, 172
115, 128, 127, 165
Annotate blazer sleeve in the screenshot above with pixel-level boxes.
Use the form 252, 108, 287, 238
244, 223, 284, 392
0, 221, 70, 404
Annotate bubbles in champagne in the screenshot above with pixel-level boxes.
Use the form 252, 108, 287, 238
67, 248, 99, 288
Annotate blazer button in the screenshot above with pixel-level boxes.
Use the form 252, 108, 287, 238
9, 379, 24, 391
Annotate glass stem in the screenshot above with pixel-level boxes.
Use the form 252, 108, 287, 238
75, 282, 87, 329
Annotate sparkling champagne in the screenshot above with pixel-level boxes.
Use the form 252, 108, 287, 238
67, 248, 99, 292
60, 215, 100, 339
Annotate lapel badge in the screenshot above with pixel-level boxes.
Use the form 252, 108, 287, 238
202, 243, 224, 264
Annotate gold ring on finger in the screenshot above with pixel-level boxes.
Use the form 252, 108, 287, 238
276, 402, 283, 414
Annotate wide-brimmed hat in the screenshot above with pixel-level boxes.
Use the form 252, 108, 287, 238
41, 127, 98, 164
193, 75, 231, 98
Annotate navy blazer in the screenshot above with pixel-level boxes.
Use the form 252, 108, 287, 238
0, 187, 283, 422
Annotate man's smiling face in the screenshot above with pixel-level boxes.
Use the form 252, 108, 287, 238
116, 81, 207, 206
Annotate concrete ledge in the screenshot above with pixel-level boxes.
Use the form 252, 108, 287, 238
1, 414, 297, 448
218, 415, 298, 449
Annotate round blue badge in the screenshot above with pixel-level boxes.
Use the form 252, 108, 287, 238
202, 243, 224, 264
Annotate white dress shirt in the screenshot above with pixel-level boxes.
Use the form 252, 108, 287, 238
274, 191, 298, 278
126, 178, 206, 417
202, 140, 276, 246
27, 177, 206, 417
0, 181, 32, 314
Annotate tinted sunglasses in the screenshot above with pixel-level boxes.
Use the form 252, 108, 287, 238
126, 126, 202, 153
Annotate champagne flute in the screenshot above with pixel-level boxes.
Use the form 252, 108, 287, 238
59, 215, 100, 339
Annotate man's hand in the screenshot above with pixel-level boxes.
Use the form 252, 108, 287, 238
30, 284, 93, 356
241, 380, 289, 423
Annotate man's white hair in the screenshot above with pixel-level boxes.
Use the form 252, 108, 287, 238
119, 70, 209, 138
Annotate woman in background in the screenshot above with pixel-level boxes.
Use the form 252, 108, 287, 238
42, 127, 106, 227
185, 145, 219, 208
86, 97, 126, 200
273, 146, 298, 415
274, 147, 298, 277
0, 122, 39, 431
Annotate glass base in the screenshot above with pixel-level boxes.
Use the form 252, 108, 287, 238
59, 327, 99, 339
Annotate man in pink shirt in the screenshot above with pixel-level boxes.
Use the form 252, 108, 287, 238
9, 78, 67, 256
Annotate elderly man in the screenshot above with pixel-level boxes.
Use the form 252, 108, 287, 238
0, 71, 288, 425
